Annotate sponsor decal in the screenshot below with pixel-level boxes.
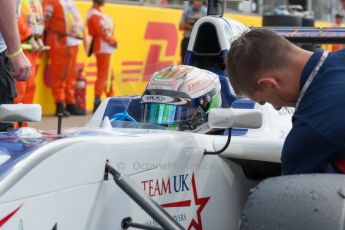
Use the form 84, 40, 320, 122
141, 174, 190, 197
188, 79, 208, 92
144, 213, 187, 228
52, 223, 57, 230
141, 95, 190, 105
142, 95, 174, 104
141, 173, 210, 230
0, 204, 23, 228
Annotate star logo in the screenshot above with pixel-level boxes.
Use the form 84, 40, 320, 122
0, 204, 23, 227
160, 173, 210, 230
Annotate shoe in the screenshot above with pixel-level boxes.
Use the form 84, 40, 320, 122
55, 103, 70, 117
93, 97, 101, 113
66, 103, 86, 116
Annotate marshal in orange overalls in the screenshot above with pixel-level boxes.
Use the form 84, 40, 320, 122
43, 0, 85, 115
87, 1, 117, 111
15, 0, 44, 105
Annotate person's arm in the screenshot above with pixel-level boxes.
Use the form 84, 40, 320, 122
0, 0, 31, 81
18, 16, 32, 42
179, 9, 193, 31
18, 15, 40, 51
0, 0, 21, 53
89, 14, 117, 46
179, 21, 193, 31
281, 118, 342, 174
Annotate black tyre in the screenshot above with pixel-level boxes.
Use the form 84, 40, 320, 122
240, 174, 345, 230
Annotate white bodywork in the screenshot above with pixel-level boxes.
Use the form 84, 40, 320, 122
0, 99, 291, 229
0, 133, 252, 229
188, 16, 249, 52
208, 108, 263, 129
0, 104, 41, 123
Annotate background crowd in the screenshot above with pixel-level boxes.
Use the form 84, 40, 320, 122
0, 0, 119, 131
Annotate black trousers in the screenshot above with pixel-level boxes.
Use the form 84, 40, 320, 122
181, 37, 190, 64
0, 51, 16, 131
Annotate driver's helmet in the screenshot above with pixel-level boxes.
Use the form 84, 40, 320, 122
141, 65, 222, 131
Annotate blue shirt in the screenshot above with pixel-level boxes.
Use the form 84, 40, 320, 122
180, 5, 207, 38
282, 48, 345, 174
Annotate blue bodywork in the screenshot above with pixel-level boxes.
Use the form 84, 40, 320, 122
0, 132, 50, 179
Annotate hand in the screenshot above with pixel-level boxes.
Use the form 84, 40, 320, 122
182, 22, 193, 31
110, 40, 118, 49
36, 38, 45, 51
29, 38, 39, 51
9, 52, 32, 81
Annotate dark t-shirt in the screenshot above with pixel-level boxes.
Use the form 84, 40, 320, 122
0, 51, 16, 131
282, 48, 345, 174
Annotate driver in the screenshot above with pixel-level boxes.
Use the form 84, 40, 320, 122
141, 65, 222, 133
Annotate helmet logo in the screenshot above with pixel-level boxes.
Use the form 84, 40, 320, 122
141, 95, 191, 105
187, 78, 208, 92
198, 93, 212, 111
142, 95, 171, 103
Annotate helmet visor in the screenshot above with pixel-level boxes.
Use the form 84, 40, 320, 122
142, 103, 206, 129
141, 89, 212, 130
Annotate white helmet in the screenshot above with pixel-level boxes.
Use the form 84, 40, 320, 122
141, 65, 222, 131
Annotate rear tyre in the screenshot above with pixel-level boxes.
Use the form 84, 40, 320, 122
240, 174, 345, 230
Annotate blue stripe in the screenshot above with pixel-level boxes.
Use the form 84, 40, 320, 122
0, 134, 49, 179
232, 99, 255, 109
231, 99, 256, 136
184, 50, 194, 65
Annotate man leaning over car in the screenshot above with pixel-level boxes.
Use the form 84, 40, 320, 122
226, 28, 345, 175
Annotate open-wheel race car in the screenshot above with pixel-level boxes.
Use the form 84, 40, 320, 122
2, 0, 345, 229
0, 90, 290, 230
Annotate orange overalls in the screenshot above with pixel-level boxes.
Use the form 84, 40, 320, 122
87, 4, 117, 98
15, 0, 44, 104
332, 23, 345, 51
43, 0, 83, 104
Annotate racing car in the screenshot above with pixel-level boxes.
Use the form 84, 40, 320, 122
0, 50, 290, 230
0, 82, 288, 230
1, 1, 345, 230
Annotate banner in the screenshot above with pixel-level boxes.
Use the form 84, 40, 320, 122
34, 2, 327, 114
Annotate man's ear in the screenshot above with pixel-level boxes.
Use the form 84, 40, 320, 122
257, 75, 280, 90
